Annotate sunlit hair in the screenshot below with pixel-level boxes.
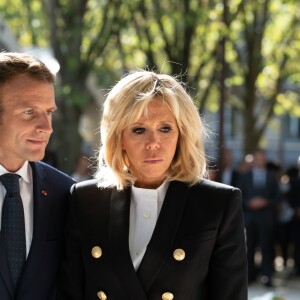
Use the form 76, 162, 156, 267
96, 70, 207, 190
0, 52, 55, 86
0, 52, 55, 116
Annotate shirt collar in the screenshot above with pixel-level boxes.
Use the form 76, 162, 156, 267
157, 180, 170, 199
0, 161, 32, 183
131, 180, 170, 201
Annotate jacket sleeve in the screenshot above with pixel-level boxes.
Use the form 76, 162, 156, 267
207, 188, 248, 300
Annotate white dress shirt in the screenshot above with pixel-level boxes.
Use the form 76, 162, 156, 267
129, 180, 169, 270
0, 162, 33, 257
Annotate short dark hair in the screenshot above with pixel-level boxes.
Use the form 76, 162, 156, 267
0, 52, 55, 85
0, 52, 55, 117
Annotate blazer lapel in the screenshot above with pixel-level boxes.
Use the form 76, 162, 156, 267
137, 181, 189, 292
17, 162, 51, 292
109, 188, 147, 299
0, 233, 14, 297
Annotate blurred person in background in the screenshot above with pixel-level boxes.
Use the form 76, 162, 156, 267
220, 148, 239, 187
275, 168, 295, 269
237, 148, 280, 287
288, 156, 300, 276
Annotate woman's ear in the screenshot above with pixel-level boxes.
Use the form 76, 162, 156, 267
120, 135, 125, 150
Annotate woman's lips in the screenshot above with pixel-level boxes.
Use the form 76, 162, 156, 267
143, 159, 163, 163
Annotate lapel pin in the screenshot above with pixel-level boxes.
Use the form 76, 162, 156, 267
42, 190, 48, 196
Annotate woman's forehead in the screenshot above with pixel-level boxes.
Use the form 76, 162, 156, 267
131, 98, 174, 121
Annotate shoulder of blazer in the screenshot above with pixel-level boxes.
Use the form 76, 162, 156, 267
71, 179, 113, 197
31, 161, 75, 184
187, 179, 242, 205
69, 180, 123, 228
70, 179, 121, 212
196, 178, 240, 193
169, 179, 240, 201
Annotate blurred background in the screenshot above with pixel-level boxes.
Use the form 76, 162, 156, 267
1, 0, 300, 176
1, 0, 300, 298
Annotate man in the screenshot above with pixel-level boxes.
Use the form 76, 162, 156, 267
0, 52, 75, 299
237, 148, 280, 287
220, 148, 239, 187
288, 156, 300, 276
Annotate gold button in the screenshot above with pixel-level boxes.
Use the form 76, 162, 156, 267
91, 246, 102, 259
173, 248, 185, 261
97, 291, 107, 299
143, 211, 151, 218
162, 292, 174, 300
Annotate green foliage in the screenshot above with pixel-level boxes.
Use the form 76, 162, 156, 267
2, 0, 300, 159
0, 0, 48, 46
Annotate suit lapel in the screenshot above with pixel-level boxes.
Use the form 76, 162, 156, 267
109, 188, 147, 299
0, 233, 14, 297
137, 181, 189, 292
17, 162, 51, 292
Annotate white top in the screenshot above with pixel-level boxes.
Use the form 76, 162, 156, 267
129, 180, 169, 270
0, 162, 33, 257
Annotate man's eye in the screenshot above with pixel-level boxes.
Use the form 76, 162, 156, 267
132, 128, 145, 134
47, 110, 55, 116
24, 110, 34, 115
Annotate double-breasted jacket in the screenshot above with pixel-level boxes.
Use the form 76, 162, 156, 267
58, 179, 247, 300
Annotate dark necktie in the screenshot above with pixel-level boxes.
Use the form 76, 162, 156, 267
0, 173, 26, 289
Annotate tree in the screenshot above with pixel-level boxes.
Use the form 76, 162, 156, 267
115, 0, 300, 156
2, 0, 300, 165
1, 0, 123, 173
115, 0, 223, 112
226, 0, 300, 154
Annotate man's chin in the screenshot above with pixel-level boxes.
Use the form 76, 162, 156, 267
27, 150, 47, 162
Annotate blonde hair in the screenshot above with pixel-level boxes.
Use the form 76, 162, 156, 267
96, 70, 207, 190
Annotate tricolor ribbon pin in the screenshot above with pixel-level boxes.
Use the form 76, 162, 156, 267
42, 190, 48, 196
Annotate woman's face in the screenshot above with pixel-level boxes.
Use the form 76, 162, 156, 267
121, 99, 179, 189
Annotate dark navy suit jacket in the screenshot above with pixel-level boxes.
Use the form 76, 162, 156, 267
0, 161, 75, 300
57, 179, 247, 300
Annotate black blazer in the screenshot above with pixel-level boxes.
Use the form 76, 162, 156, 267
58, 179, 248, 300
0, 161, 75, 300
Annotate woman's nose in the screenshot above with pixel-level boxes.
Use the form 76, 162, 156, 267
146, 132, 160, 149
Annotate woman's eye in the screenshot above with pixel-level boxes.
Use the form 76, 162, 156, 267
132, 127, 146, 134
160, 126, 172, 133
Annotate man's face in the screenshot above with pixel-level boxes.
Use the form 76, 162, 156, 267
0, 74, 56, 172
253, 151, 266, 169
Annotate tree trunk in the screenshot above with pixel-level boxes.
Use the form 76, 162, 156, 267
54, 90, 82, 175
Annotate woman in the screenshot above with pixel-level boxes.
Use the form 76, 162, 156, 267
57, 71, 247, 300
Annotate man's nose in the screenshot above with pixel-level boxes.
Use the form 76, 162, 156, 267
36, 114, 53, 134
